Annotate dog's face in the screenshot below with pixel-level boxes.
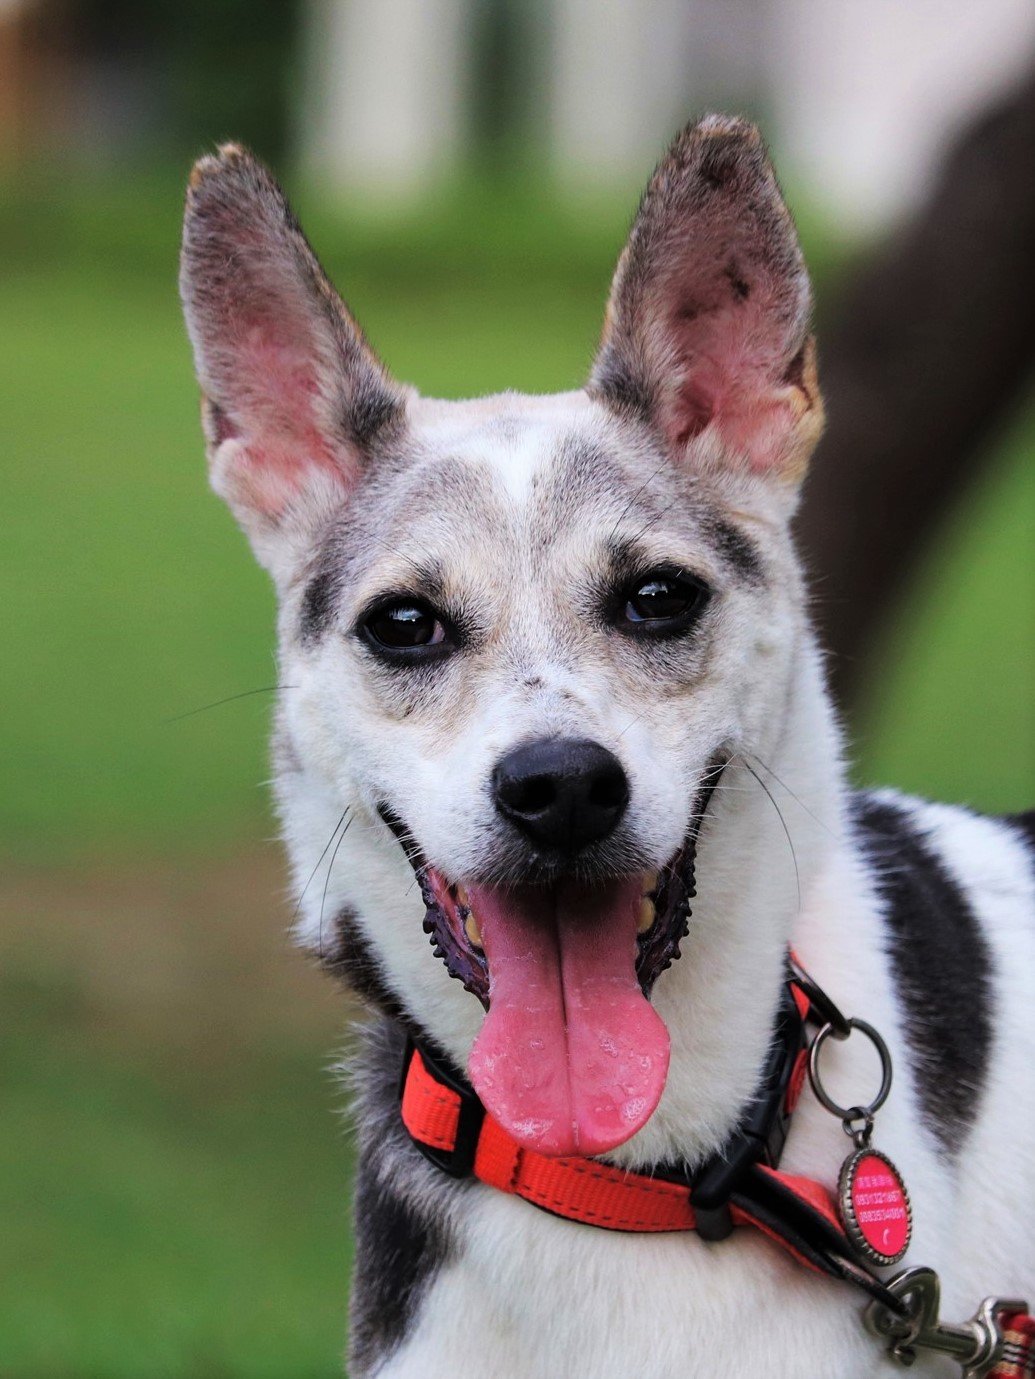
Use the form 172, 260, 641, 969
181, 116, 824, 1160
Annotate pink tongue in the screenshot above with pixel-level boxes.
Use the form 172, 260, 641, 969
466, 877, 670, 1157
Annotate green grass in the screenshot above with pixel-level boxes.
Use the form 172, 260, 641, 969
856, 399, 1035, 808
1, 264, 274, 861
0, 858, 354, 1379
0, 998, 351, 1378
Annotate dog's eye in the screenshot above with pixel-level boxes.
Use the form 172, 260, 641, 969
363, 600, 449, 654
619, 571, 709, 634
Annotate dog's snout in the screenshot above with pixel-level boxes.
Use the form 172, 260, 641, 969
492, 738, 629, 853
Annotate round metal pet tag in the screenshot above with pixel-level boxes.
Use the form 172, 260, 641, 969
838, 1148, 912, 1266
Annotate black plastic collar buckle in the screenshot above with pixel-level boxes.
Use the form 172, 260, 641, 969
691, 971, 806, 1240
401, 1037, 485, 1179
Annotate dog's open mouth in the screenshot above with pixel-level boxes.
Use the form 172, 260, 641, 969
408, 832, 702, 1159
381, 759, 722, 1158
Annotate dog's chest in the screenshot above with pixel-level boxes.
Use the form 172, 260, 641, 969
376, 1192, 934, 1379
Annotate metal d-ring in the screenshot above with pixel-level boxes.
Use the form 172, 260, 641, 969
807, 1018, 893, 1125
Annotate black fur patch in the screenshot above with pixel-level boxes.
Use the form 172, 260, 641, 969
699, 513, 764, 584
1004, 808, 1035, 854
348, 1020, 456, 1375
349, 1163, 450, 1374
299, 567, 339, 644
321, 905, 407, 1021
851, 793, 993, 1155
590, 358, 654, 425
782, 340, 807, 391
349, 380, 405, 449
206, 398, 238, 445
698, 136, 738, 191
724, 259, 751, 301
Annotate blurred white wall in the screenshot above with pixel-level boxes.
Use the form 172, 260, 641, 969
299, 0, 1035, 230
300, 0, 473, 198
549, 0, 693, 188
549, 0, 767, 191
771, 0, 1035, 234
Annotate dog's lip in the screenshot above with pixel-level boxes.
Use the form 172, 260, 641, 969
415, 850, 691, 1008
417, 864, 489, 1002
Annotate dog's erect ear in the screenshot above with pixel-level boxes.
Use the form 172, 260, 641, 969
589, 116, 822, 487
180, 144, 406, 577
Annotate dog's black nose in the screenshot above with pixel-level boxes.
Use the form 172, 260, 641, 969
492, 738, 630, 853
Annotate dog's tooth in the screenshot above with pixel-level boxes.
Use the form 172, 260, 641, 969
464, 910, 483, 949
638, 896, 656, 934
642, 871, 659, 895
457, 883, 469, 907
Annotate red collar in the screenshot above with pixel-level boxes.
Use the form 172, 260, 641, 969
404, 1039, 836, 1248
399, 962, 888, 1293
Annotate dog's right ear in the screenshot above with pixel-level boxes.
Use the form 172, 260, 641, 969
589, 116, 822, 493
180, 144, 406, 579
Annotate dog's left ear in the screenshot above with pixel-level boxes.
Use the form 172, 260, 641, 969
589, 115, 823, 489
180, 144, 407, 580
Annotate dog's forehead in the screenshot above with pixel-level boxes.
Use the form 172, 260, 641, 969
385, 390, 684, 542
408, 390, 627, 503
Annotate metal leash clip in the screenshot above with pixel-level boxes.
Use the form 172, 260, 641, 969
865, 1266, 1028, 1376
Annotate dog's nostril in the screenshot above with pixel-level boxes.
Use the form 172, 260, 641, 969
493, 738, 630, 853
510, 775, 557, 815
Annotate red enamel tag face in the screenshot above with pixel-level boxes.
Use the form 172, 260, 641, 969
838, 1149, 912, 1265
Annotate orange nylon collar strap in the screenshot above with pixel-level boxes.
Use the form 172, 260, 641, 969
400, 1036, 926, 1325
401, 960, 815, 1234
400, 1036, 904, 1301
398, 948, 936, 1325
401, 1035, 857, 1248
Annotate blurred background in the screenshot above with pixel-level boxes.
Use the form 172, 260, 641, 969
1, 1, 1033, 1374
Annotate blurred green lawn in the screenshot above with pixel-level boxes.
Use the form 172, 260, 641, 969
1, 166, 1031, 1378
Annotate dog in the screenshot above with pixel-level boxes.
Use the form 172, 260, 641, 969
180, 116, 1035, 1378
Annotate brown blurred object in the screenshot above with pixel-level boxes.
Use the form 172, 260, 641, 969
0, 0, 72, 167
0, 845, 347, 1058
797, 66, 1035, 708
0, 0, 34, 163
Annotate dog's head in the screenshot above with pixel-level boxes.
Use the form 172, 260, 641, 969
180, 116, 824, 1160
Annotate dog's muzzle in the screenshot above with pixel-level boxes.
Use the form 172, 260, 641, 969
377, 751, 728, 1158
